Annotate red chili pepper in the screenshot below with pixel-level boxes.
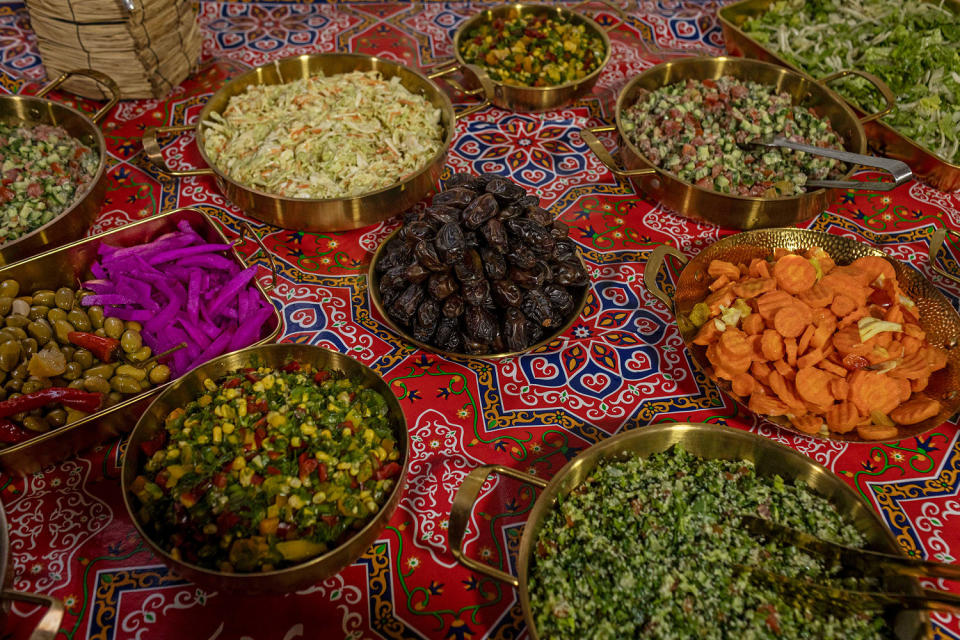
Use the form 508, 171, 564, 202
67, 331, 122, 363
317, 462, 328, 483
266, 465, 282, 476
0, 419, 32, 444
281, 361, 300, 373
0, 387, 102, 419
374, 462, 401, 481
313, 370, 330, 384
223, 378, 241, 389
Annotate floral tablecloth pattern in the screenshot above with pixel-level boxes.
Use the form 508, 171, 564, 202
0, 1, 959, 639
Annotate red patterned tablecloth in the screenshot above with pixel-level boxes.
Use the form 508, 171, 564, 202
1, 2, 960, 639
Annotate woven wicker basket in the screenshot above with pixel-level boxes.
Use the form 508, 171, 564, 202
25, 0, 201, 100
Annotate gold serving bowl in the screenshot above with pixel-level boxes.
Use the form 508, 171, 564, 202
143, 53, 493, 233
449, 422, 929, 639
580, 56, 898, 230
643, 228, 960, 443
121, 343, 409, 594
451, 1, 621, 112
367, 228, 589, 360
0, 69, 119, 266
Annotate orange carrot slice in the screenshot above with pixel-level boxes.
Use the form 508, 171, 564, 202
890, 397, 941, 425
784, 337, 798, 366
731, 372, 757, 397
693, 320, 723, 346
851, 256, 895, 286
817, 358, 848, 378
796, 348, 824, 369
705, 284, 737, 315
829, 377, 849, 401
749, 258, 771, 279
768, 370, 805, 411
795, 367, 835, 407
887, 351, 932, 380
848, 369, 900, 416
790, 414, 824, 435
825, 402, 859, 433
748, 390, 790, 416
708, 259, 741, 281
911, 376, 929, 393
741, 313, 765, 336
761, 329, 784, 361
856, 425, 898, 441
900, 335, 922, 356
772, 359, 795, 380
773, 303, 812, 339
756, 290, 795, 322
798, 283, 832, 308
716, 329, 752, 374
733, 277, 776, 300
797, 325, 815, 354
750, 361, 772, 385
830, 294, 857, 318
773, 254, 817, 294
709, 275, 731, 292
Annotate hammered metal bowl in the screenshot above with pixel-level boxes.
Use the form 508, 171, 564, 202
643, 228, 960, 443
121, 343, 408, 594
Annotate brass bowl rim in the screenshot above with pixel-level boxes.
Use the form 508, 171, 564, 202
193, 52, 457, 205
451, 2, 612, 95
717, 0, 960, 172
670, 227, 960, 443
120, 342, 409, 585
367, 227, 590, 360
0, 94, 107, 251
509, 422, 927, 639
613, 55, 870, 203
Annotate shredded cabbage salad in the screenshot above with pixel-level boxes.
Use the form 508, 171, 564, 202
202, 71, 444, 199
744, 0, 960, 164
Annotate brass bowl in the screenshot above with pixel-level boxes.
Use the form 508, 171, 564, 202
367, 228, 589, 360
121, 343, 409, 594
643, 228, 960, 443
143, 53, 493, 233
0, 207, 282, 475
0, 69, 119, 266
719, 0, 960, 192
451, 1, 620, 112
580, 56, 892, 230
449, 422, 929, 639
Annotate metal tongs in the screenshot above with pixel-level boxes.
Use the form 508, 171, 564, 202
743, 136, 913, 192
739, 515, 960, 613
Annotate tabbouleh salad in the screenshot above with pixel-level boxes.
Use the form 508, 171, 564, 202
0, 122, 98, 245
131, 361, 402, 572
620, 76, 846, 197
528, 445, 893, 639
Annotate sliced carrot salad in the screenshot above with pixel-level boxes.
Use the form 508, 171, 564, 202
687, 247, 948, 440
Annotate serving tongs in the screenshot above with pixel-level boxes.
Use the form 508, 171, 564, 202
740, 514, 960, 613
743, 136, 913, 191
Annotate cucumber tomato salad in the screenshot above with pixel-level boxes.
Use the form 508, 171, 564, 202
131, 361, 402, 572
0, 122, 98, 245
621, 76, 846, 198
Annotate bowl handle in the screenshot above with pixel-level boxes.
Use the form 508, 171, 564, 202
233, 222, 278, 292
928, 227, 960, 286
580, 126, 656, 179
571, 0, 626, 32
427, 62, 493, 120
448, 464, 547, 588
820, 69, 895, 125
35, 69, 121, 124
142, 124, 216, 177
1, 589, 64, 640
643, 244, 688, 310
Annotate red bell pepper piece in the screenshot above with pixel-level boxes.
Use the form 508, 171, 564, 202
313, 370, 329, 384
281, 361, 300, 373
0, 419, 32, 444
244, 372, 260, 383
223, 378, 241, 389
317, 462, 328, 483
266, 465, 282, 475
321, 515, 339, 528
212, 473, 227, 489
250, 474, 264, 486
374, 462, 401, 481
299, 456, 318, 480
67, 331, 122, 363
139, 431, 167, 458
0, 388, 102, 419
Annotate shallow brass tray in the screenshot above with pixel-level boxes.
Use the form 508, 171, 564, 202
719, 0, 960, 192
450, 1, 622, 112
121, 343, 408, 594
367, 228, 589, 360
143, 53, 493, 233
0, 207, 282, 475
0, 69, 119, 267
580, 56, 899, 230
449, 423, 929, 639
643, 228, 960, 443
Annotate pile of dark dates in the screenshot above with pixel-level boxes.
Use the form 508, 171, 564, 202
375, 172, 589, 355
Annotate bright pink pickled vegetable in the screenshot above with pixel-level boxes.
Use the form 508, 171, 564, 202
84, 227, 274, 376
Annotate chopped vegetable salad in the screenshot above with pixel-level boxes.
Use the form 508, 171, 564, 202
202, 71, 443, 200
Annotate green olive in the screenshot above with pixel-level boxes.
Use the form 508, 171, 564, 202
66, 309, 91, 332
128, 346, 152, 362
115, 364, 147, 381
0, 297, 11, 317
5, 327, 25, 341
10, 362, 27, 380
94, 328, 107, 338
47, 308, 68, 325
30, 290, 55, 307
0, 340, 21, 372
75, 290, 94, 305
26, 375, 51, 390
110, 375, 141, 394
45, 408, 67, 428
53, 319, 75, 345
62, 361, 83, 381
5, 315, 28, 329
103, 317, 124, 340
21, 416, 48, 433
148, 364, 171, 385
21, 338, 37, 358
28, 305, 49, 321
3, 379, 20, 393
125, 321, 143, 332
0, 280, 20, 298
81, 375, 111, 394
0, 329, 15, 344
72, 348, 93, 369
84, 363, 116, 379
120, 330, 142, 354
27, 320, 52, 346
60, 345, 75, 361
87, 305, 104, 329
0, 370, 7, 385
67, 379, 85, 390
21, 380, 42, 395
54, 287, 74, 311
107, 391, 123, 405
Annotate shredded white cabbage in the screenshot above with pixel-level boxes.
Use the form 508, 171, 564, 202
202, 70, 444, 199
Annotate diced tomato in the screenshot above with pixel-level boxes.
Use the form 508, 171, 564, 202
247, 399, 268, 415
0, 187, 14, 204
276, 522, 293, 540
313, 370, 330, 384
250, 474, 264, 486
217, 511, 240, 532
281, 361, 300, 372
223, 378, 241, 388
299, 456, 318, 480
266, 465, 282, 475
155, 470, 170, 488
702, 78, 718, 88
317, 462, 328, 483
374, 462, 401, 481
140, 431, 167, 457
254, 427, 266, 447
267, 450, 282, 461
321, 515, 339, 528
340, 420, 355, 432
212, 473, 227, 489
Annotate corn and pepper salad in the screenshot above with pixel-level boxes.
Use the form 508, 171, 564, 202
131, 361, 401, 573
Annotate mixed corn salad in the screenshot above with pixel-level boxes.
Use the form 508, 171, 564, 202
131, 361, 401, 573
620, 76, 846, 198
459, 12, 605, 87
0, 122, 98, 244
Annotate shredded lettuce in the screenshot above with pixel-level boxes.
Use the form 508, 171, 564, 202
202, 71, 443, 199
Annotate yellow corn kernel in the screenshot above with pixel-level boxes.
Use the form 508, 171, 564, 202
253, 381, 264, 393
212, 426, 222, 444
224, 388, 240, 400
203, 523, 218, 535
290, 436, 301, 448
365, 500, 378, 513
363, 429, 375, 443
288, 495, 305, 509
213, 405, 224, 417
203, 378, 216, 391
236, 402, 247, 418
267, 504, 280, 519
301, 423, 317, 437
222, 422, 235, 435
320, 429, 332, 439
267, 412, 286, 427
337, 462, 351, 470
232, 455, 246, 470
196, 435, 209, 445
262, 374, 275, 390
388, 450, 399, 461
342, 426, 352, 437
